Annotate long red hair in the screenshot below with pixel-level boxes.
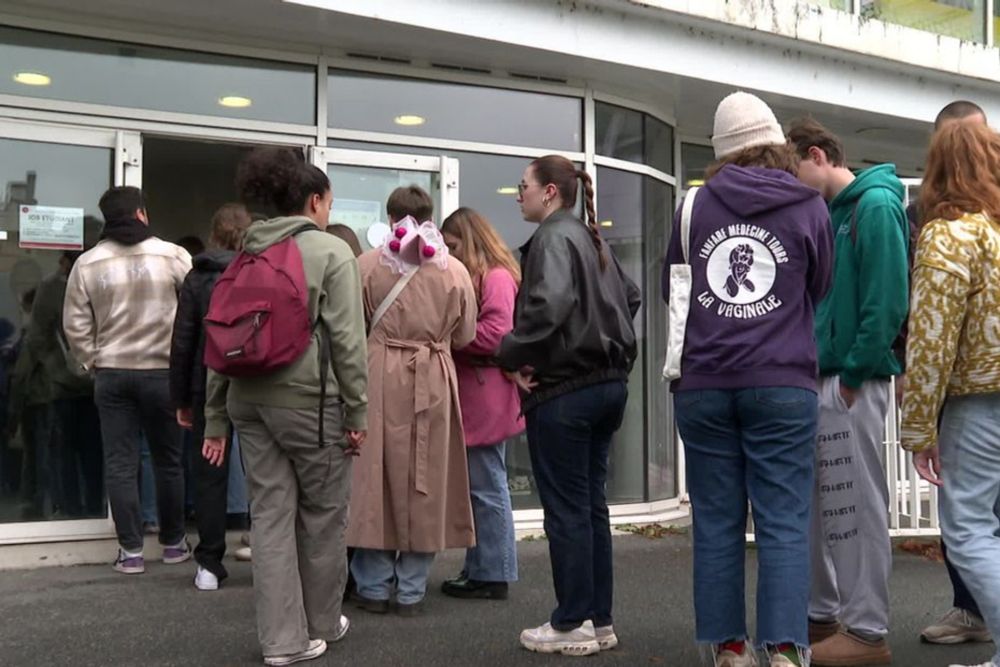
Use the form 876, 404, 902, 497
920, 121, 1000, 225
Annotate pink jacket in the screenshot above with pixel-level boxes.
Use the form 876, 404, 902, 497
453, 267, 525, 447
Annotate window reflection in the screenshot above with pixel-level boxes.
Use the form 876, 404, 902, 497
0, 138, 110, 523
329, 70, 583, 150
0, 27, 316, 124
682, 143, 716, 190
597, 102, 675, 173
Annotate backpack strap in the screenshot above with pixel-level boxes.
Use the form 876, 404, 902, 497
680, 186, 700, 264
368, 267, 419, 336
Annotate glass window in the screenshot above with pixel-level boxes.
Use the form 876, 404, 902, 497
860, 0, 987, 43
596, 103, 643, 163
0, 136, 112, 524
328, 70, 582, 150
0, 27, 315, 124
596, 168, 647, 504
645, 115, 675, 175
596, 102, 675, 174
644, 177, 674, 500
327, 164, 438, 251
682, 143, 716, 189
328, 140, 539, 249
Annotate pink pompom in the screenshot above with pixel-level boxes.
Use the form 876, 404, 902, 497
394, 227, 408, 239
389, 239, 401, 252
422, 245, 436, 258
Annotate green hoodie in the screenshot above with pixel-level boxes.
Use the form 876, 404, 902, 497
204, 216, 368, 438
815, 164, 909, 388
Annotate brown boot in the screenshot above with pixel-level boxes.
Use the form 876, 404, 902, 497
809, 619, 842, 645
810, 629, 892, 666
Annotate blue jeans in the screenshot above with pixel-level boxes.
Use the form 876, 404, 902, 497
525, 380, 628, 631
675, 386, 817, 649
464, 442, 518, 582
938, 393, 1000, 665
351, 549, 435, 605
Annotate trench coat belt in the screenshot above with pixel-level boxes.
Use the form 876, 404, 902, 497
384, 337, 450, 496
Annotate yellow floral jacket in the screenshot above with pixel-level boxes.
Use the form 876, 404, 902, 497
901, 211, 1000, 452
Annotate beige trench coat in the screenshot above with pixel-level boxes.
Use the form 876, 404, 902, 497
347, 250, 479, 552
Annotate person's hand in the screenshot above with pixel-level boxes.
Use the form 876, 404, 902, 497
202, 437, 226, 467
176, 407, 193, 430
346, 430, 366, 456
839, 382, 858, 409
913, 447, 942, 487
504, 366, 538, 393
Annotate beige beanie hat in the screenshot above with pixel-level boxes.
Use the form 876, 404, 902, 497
712, 91, 787, 159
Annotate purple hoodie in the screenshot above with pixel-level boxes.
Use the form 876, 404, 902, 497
662, 164, 833, 393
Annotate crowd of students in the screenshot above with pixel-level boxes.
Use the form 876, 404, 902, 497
47, 90, 1000, 667
666, 93, 1000, 667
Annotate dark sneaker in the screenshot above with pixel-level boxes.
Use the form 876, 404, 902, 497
396, 600, 425, 617
441, 578, 508, 600
350, 592, 389, 614
113, 550, 145, 575
163, 540, 193, 565
263, 639, 327, 666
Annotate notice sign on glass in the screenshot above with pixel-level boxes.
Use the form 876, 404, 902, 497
19, 205, 85, 250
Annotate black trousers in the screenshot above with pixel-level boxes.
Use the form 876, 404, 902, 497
192, 397, 232, 580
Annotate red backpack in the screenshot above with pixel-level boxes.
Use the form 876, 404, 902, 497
203, 225, 333, 445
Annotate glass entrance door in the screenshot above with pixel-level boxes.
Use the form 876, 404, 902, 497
311, 147, 459, 251
0, 118, 139, 544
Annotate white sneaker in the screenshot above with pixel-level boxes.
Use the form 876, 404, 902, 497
235, 546, 252, 562
194, 566, 219, 591
520, 620, 600, 656
263, 639, 327, 666
595, 625, 618, 650
332, 615, 350, 643
715, 644, 758, 667
948, 663, 997, 667
923, 607, 992, 644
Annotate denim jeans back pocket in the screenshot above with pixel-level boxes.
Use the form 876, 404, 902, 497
673, 390, 702, 409
754, 386, 810, 409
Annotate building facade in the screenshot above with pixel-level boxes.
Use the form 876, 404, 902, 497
0, 0, 998, 555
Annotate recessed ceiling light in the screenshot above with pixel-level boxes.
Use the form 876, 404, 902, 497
686, 179, 705, 187
600, 220, 614, 227
496, 187, 518, 195
13, 72, 51, 86
394, 114, 426, 126
219, 95, 252, 108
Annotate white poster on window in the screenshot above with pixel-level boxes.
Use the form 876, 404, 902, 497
18, 205, 84, 250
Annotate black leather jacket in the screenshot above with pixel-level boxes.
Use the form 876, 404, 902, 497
498, 209, 640, 410
169, 249, 235, 409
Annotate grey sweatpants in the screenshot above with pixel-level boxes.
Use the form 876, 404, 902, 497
809, 376, 892, 638
229, 399, 353, 658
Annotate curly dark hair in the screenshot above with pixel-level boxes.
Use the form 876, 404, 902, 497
235, 147, 330, 217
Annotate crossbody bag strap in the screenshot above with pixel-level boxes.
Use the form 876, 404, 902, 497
680, 186, 700, 264
368, 267, 419, 336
